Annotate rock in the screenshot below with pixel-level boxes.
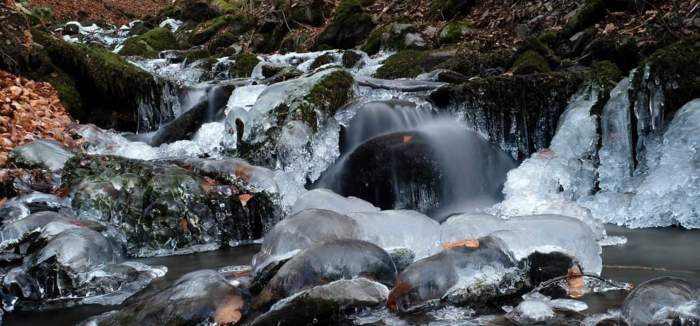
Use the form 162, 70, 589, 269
429, 0, 474, 19
374, 48, 457, 79
8, 139, 74, 171
0, 211, 79, 251
512, 50, 551, 75
264, 66, 303, 84
363, 23, 426, 55
310, 53, 335, 70
416, 69, 469, 83
190, 15, 254, 46
82, 270, 246, 326
255, 239, 397, 308
278, 0, 333, 27
387, 236, 526, 313
561, 0, 606, 38
119, 27, 180, 58
506, 292, 588, 325
621, 277, 700, 325
438, 20, 473, 45
175, 0, 221, 22
63, 154, 278, 257
230, 52, 260, 78
251, 278, 389, 326
341, 50, 363, 68
3, 227, 165, 309
429, 71, 586, 160
290, 188, 379, 215
314, 0, 375, 49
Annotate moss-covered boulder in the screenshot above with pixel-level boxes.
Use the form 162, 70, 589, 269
63, 154, 278, 257
276, 0, 333, 27
310, 53, 336, 70
374, 49, 457, 79
439, 20, 473, 45
511, 50, 551, 75
229, 53, 260, 78
362, 22, 427, 55
32, 31, 165, 131
342, 50, 363, 68
436, 47, 513, 77
190, 15, 254, 46
314, 0, 375, 49
119, 27, 180, 58
561, 0, 606, 38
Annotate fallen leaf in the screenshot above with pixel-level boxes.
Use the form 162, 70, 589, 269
567, 264, 585, 298
402, 135, 413, 143
441, 239, 480, 250
239, 194, 253, 207
214, 295, 244, 324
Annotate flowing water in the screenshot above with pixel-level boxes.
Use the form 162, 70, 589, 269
4, 24, 700, 324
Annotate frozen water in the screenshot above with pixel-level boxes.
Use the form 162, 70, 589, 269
159, 18, 183, 32
506, 293, 587, 324
581, 98, 700, 228
441, 214, 602, 274
225, 84, 267, 115
622, 277, 700, 325
251, 50, 392, 78
290, 188, 379, 215
598, 78, 634, 192
491, 87, 605, 238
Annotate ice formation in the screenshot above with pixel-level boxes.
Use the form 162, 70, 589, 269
289, 188, 379, 215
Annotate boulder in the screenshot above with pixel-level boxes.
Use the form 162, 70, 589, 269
8, 139, 74, 171
363, 23, 427, 55
119, 27, 180, 58
314, 0, 375, 49
82, 270, 246, 326
374, 48, 457, 79
255, 239, 397, 308
62, 154, 277, 257
621, 277, 700, 325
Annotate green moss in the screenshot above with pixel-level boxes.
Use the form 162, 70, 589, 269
120, 27, 179, 58
439, 20, 472, 45
310, 53, 335, 70
43, 68, 83, 117
561, 0, 606, 38
374, 50, 428, 79
362, 26, 384, 55
184, 48, 212, 62
537, 29, 560, 47
211, 0, 241, 13
230, 53, 260, 78
511, 50, 551, 75
300, 70, 355, 130
190, 15, 234, 45
437, 47, 513, 77
586, 60, 622, 88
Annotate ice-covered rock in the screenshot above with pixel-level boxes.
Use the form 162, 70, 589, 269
81, 270, 245, 326
289, 188, 379, 215
387, 236, 525, 313
251, 278, 389, 326
255, 239, 396, 309
0, 211, 86, 250
491, 88, 605, 238
8, 139, 74, 171
505, 292, 588, 325
621, 277, 700, 325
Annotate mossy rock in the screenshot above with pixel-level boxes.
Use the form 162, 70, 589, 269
362, 22, 424, 55
120, 27, 179, 58
310, 53, 335, 70
374, 49, 457, 79
586, 60, 622, 89
190, 16, 230, 45
342, 50, 362, 68
314, 0, 375, 49
585, 35, 641, 72
183, 48, 212, 62
537, 29, 560, 48
230, 53, 260, 78
511, 50, 551, 75
287, 70, 354, 132
439, 20, 473, 45
437, 47, 513, 77
561, 0, 606, 38
277, 0, 332, 27
516, 38, 561, 68
33, 30, 161, 131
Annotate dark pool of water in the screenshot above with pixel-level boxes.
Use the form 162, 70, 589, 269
5, 226, 700, 325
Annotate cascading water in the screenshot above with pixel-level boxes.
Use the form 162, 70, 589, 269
317, 100, 516, 221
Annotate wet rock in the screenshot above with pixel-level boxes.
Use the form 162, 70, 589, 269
0, 211, 79, 250
3, 227, 165, 309
119, 27, 180, 58
621, 277, 700, 325
374, 48, 457, 79
255, 239, 396, 308
230, 53, 260, 78
8, 140, 74, 171
63, 154, 277, 257
82, 270, 246, 326
505, 292, 588, 325
251, 278, 389, 326
430, 71, 585, 160
314, 0, 375, 49
355, 76, 447, 92
342, 50, 363, 68
387, 236, 526, 313
417, 69, 469, 83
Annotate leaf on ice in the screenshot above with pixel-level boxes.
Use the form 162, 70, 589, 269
239, 194, 253, 207
441, 239, 480, 250
567, 264, 585, 298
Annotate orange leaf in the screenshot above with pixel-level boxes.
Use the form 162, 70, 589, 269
567, 265, 585, 298
239, 194, 253, 207
441, 239, 480, 250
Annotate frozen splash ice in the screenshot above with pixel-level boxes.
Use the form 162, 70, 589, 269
490, 87, 605, 237
598, 78, 635, 192
581, 99, 700, 228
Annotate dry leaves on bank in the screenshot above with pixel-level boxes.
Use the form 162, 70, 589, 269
0, 70, 76, 167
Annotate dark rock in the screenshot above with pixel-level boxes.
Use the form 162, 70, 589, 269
62, 154, 278, 257
278, 0, 333, 27
314, 0, 375, 49
429, 71, 586, 160
251, 278, 388, 326
8, 139, 74, 171
621, 277, 700, 325
387, 237, 525, 313
254, 239, 397, 309
82, 270, 247, 326
310, 53, 335, 70
176, 0, 221, 22
561, 0, 607, 38
363, 22, 426, 55
374, 48, 457, 79
342, 50, 363, 68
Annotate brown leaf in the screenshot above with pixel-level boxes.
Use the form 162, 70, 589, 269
441, 239, 480, 250
239, 194, 253, 207
567, 265, 585, 298
214, 295, 244, 324
402, 135, 413, 143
